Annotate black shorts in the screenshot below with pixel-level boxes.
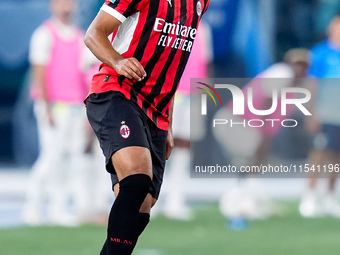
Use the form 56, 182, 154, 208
86, 91, 168, 199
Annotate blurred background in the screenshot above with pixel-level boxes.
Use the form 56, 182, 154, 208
1, 0, 340, 254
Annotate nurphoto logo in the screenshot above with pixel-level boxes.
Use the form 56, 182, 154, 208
198, 82, 312, 128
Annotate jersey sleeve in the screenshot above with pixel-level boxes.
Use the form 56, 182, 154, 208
101, 0, 141, 23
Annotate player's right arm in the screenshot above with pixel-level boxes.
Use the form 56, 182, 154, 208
84, 10, 146, 81
31, 64, 55, 126
29, 26, 55, 126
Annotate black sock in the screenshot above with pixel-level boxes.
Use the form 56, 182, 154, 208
136, 213, 150, 237
99, 240, 108, 255
99, 213, 150, 255
107, 174, 151, 255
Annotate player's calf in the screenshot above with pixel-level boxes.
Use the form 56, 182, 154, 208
107, 174, 151, 255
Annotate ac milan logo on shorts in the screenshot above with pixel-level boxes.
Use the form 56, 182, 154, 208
120, 121, 130, 139
196, 0, 202, 16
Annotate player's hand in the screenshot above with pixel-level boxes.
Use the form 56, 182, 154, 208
113, 57, 147, 81
166, 129, 174, 160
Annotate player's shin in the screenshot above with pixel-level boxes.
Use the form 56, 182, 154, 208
107, 174, 151, 255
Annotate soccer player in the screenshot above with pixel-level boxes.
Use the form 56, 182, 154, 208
300, 16, 340, 218
23, 0, 97, 226
84, 0, 210, 254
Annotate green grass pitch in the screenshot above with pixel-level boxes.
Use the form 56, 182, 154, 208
1, 202, 340, 255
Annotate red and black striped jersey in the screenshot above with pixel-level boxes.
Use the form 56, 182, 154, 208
88, 0, 210, 130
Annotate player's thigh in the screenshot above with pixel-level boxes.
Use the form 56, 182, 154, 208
87, 91, 151, 174
111, 146, 153, 181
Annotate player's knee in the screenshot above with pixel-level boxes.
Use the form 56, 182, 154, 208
119, 174, 151, 197
112, 174, 152, 218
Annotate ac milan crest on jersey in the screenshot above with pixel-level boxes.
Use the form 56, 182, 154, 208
120, 121, 130, 139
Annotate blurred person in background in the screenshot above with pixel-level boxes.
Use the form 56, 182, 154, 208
214, 49, 310, 171
316, 0, 340, 40
216, 49, 311, 221
299, 15, 340, 218
22, 0, 98, 226
251, 48, 311, 167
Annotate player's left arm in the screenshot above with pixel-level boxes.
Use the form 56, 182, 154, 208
166, 98, 175, 160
